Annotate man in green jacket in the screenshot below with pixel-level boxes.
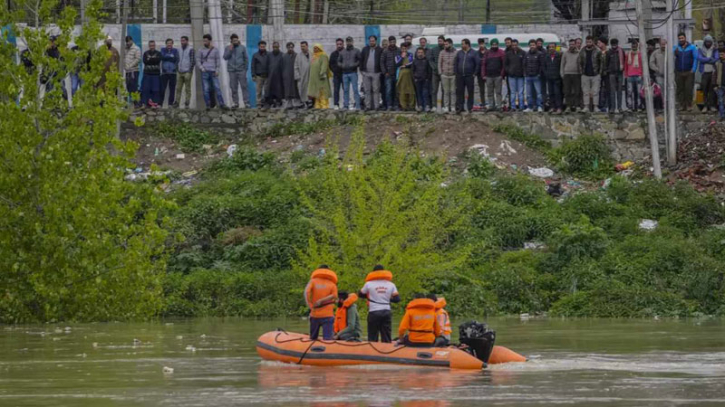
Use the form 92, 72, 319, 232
334, 291, 362, 341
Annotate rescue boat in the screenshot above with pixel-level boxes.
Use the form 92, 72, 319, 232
256, 330, 526, 370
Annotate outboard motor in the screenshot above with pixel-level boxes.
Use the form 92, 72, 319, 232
458, 321, 496, 365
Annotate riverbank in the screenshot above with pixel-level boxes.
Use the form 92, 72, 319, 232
154, 118, 725, 319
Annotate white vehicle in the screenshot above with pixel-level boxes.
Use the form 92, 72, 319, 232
413, 33, 563, 51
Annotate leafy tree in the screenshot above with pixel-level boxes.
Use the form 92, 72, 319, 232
295, 128, 471, 299
0, 0, 172, 322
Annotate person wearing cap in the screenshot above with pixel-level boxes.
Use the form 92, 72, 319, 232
338, 36, 362, 110
98, 35, 120, 90
124, 36, 142, 107
381, 36, 400, 110
698, 35, 719, 113
482, 38, 505, 111
476, 38, 487, 109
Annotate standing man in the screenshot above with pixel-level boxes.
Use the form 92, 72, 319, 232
477, 38, 487, 108
524, 39, 544, 112
361, 35, 382, 111
339, 36, 361, 110
281, 42, 299, 109
381, 36, 400, 111
650, 38, 667, 88
174, 36, 195, 109
305, 266, 338, 341
124, 35, 141, 108
438, 38, 457, 113
454, 39, 478, 114
561, 38, 581, 113
141, 40, 162, 108
329, 38, 344, 109
265, 41, 285, 108
624, 40, 643, 112
597, 37, 610, 112
196, 34, 229, 110
359, 266, 400, 343
482, 38, 505, 111
160, 38, 179, 108
579, 35, 603, 113
251, 41, 270, 108
419, 37, 433, 109
714, 51, 725, 120
606, 38, 626, 113
294, 41, 311, 108
674, 32, 699, 111
430, 35, 446, 112
698, 35, 719, 113
412, 46, 432, 112
543, 42, 563, 114
223, 33, 250, 109
504, 39, 526, 111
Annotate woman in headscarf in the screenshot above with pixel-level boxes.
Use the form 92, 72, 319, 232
396, 42, 416, 110
308, 44, 332, 109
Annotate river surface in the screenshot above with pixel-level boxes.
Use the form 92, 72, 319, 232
1, 317, 724, 406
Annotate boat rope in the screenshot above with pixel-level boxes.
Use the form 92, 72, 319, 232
273, 332, 413, 356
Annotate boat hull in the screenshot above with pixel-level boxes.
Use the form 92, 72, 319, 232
257, 331, 525, 370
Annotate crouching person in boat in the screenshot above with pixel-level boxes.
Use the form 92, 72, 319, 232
433, 295, 452, 347
333, 291, 362, 341
396, 294, 442, 347
304, 265, 338, 340
359, 265, 401, 343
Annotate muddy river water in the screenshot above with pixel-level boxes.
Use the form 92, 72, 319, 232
1, 317, 724, 406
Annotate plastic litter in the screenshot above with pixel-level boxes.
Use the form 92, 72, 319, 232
469, 144, 490, 157
226, 144, 238, 157
528, 167, 554, 178
616, 161, 635, 171
499, 140, 517, 155
182, 170, 197, 178
524, 241, 546, 250
639, 219, 658, 231
163, 366, 174, 374
175, 153, 185, 160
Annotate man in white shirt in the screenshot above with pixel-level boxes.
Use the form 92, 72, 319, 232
358, 265, 401, 343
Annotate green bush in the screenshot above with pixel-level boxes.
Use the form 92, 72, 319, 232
155, 122, 220, 153
207, 148, 278, 174
548, 134, 613, 178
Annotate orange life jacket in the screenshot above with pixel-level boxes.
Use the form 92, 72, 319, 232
334, 294, 358, 333
398, 298, 441, 344
365, 270, 393, 282
435, 297, 452, 340
305, 268, 338, 318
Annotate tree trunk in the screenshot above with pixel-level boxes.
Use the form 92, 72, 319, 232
247, 0, 254, 23
308, 0, 316, 23
293, 0, 300, 23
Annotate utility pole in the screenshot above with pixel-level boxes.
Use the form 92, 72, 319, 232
458, 0, 463, 23
485, 0, 490, 23
190, 0, 205, 109
153, 0, 158, 23
635, 0, 661, 178
162, 0, 166, 23
209, 0, 231, 104
666, 0, 677, 164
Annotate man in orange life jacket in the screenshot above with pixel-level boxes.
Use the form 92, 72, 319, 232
397, 293, 442, 347
333, 291, 362, 341
432, 294, 452, 347
358, 264, 401, 343
304, 265, 338, 340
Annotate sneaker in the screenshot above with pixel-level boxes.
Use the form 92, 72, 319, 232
349, 106, 355, 111
220, 105, 230, 111
537, 107, 544, 113
523, 108, 532, 113
334, 105, 340, 110
702, 107, 709, 114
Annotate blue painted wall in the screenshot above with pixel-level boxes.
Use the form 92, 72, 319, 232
364, 25, 381, 46
246, 24, 262, 107
481, 24, 497, 34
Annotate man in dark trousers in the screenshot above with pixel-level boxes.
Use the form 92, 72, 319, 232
454, 38, 479, 114
361, 35, 382, 111
329, 38, 344, 109
476, 38, 487, 108
359, 266, 401, 343
264, 41, 285, 108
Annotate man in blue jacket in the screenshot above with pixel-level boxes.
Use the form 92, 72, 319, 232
160, 38, 179, 107
674, 32, 699, 111
454, 38, 479, 114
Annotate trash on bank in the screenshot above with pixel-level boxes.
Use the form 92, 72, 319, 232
226, 144, 238, 157
528, 167, 554, 178
639, 219, 659, 231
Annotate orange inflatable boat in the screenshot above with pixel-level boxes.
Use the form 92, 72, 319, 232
256, 331, 526, 370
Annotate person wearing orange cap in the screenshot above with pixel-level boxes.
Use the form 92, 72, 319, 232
304, 265, 338, 340
397, 293, 441, 347
359, 264, 400, 343
333, 291, 361, 341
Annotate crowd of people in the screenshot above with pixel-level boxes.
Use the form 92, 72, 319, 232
118, 31, 725, 118
304, 265, 452, 347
